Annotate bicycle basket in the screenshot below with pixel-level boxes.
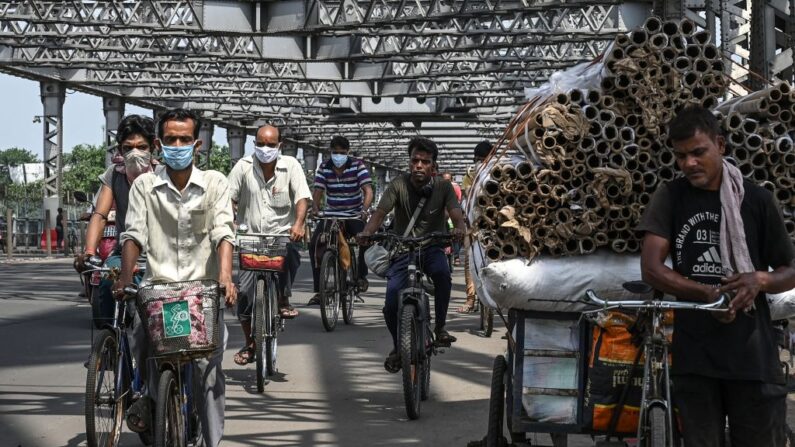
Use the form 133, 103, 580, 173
136, 280, 221, 360
238, 236, 287, 272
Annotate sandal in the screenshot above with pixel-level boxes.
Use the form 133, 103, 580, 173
279, 304, 299, 319
457, 300, 477, 314
434, 328, 457, 347
125, 395, 153, 434
233, 346, 255, 366
384, 350, 401, 373
307, 294, 321, 306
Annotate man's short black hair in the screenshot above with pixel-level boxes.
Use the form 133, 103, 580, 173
408, 137, 438, 161
157, 108, 201, 140
330, 135, 350, 151
474, 140, 492, 159
668, 106, 721, 142
117, 115, 156, 147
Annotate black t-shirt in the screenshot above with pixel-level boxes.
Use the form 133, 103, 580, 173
377, 174, 460, 237
637, 177, 795, 383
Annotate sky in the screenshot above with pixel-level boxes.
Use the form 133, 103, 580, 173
0, 72, 259, 159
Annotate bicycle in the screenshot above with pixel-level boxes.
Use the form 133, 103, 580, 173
369, 231, 454, 420
237, 225, 288, 392
311, 211, 361, 332
131, 279, 223, 447
583, 283, 728, 447
81, 257, 148, 447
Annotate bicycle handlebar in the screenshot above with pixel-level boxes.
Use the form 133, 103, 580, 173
584, 289, 729, 312
368, 231, 454, 245
310, 211, 361, 220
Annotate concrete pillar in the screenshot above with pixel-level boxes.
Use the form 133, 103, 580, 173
103, 97, 125, 167
227, 127, 245, 168
303, 148, 317, 173
198, 123, 214, 169
40, 81, 65, 225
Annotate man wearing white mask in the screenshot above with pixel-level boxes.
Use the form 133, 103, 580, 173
228, 124, 311, 366
307, 135, 373, 305
114, 108, 237, 445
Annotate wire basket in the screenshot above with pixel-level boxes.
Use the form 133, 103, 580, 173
237, 235, 288, 272
136, 280, 221, 361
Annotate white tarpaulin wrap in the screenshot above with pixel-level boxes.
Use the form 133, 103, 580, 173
769, 290, 795, 321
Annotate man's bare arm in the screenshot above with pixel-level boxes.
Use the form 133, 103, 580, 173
640, 233, 717, 302
362, 184, 374, 210
312, 189, 324, 214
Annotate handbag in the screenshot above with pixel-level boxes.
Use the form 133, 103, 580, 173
365, 197, 427, 278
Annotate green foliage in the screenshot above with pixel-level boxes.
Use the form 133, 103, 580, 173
207, 142, 231, 175
62, 144, 107, 197
0, 147, 39, 166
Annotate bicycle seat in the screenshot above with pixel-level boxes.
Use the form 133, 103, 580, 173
622, 280, 654, 295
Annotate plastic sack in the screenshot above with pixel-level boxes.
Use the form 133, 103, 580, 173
768, 289, 795, 321
478, 249, 650, 312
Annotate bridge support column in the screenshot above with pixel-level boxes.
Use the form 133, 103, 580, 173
40, 81, 65, 228
198, 123, 214, 169
103, 97, 125, 167
227, 127, 245, 168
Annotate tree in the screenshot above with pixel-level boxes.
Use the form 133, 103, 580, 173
207, 142, 231, 175
0, 147, 39, 166
62, 144, 106, 196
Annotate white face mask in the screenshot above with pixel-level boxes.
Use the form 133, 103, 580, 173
254, 144, 279, 163
123, 149, 153, 181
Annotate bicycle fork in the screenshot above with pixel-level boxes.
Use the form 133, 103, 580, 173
637, 334, 674, 446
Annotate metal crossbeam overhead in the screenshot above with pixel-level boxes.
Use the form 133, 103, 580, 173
0, 0, 658, 172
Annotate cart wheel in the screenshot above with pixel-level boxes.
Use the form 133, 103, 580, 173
487, 355, 508, 447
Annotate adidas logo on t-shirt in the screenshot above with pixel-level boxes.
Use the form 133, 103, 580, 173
697, 246, 722, 264
693, 246, 724, 275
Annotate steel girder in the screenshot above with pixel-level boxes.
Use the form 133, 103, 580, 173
0, 0, 647, 171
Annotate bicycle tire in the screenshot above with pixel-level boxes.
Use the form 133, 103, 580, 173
154, 369, 184, 447
342, 245, 356, 325
648, 406, 667, 447
85, 329, 124, 447
481, 301, 494, 338
265, 275, 279, 376
486, 355, 507, 447
320, 250, 340, 332
420, 334, 431, 401
400, 303, 422, 420
254, 277, 266, 393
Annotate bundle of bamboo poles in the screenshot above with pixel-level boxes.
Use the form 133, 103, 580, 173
474, 17, 795, 262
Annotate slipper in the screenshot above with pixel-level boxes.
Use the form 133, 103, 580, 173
384, 350, 401, 373
233, 346, 255, 366
125, 395, 152, 434
457, 302, 476, 314
279, 305, 299, 319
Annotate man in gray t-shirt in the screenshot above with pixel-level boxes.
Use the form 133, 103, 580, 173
358, 137, 466, 373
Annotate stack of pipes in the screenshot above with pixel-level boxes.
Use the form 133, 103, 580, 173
473, 17, 795, 262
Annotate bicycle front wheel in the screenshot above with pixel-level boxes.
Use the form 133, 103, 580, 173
319, 251, 340, 332
400, 303, 422, 420
254, 277, 266, 393
342, 245, 357, 325
154, 369, 184, 447
265, 275, 279, 376
648, 406, 667, 447
85, 329, 125, 447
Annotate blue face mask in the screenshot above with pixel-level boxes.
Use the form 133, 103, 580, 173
161, 144, 195, 170
331, 154, 348, 168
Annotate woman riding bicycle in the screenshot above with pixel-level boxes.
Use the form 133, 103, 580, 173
358, 137, 466, 373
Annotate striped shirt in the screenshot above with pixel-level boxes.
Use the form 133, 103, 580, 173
314, 158, 372, 213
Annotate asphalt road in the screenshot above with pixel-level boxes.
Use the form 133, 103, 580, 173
2, 256, 793, 447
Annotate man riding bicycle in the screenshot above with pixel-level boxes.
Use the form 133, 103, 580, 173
114, 108, 237, 446
637, 106, 795, 446
308, 135, 374, 306
358, 137, 466, 373
227, 124, 311, 366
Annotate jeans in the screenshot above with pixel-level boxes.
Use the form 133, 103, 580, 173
383, 246, 451, 350
236, 243, 301, 321
674, 375, 787, 447
310, 218, 368, 293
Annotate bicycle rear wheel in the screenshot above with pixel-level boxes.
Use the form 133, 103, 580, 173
154, 369, 184, 447
320, 251, 340, 332
254, 277, 266, 393
342, 245, 357, 325
85, 329, 125, 447
648, 406, 667, 447
400, 303, 422, 419
265, 275, 279, 376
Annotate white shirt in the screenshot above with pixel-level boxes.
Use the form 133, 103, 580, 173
227, 155, 312, 235
121, 166, 235, 286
